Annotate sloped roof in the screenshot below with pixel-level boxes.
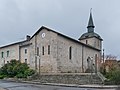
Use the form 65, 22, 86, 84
87, 12, 95, 28
79, 32, 103, 40
79, 11, 103, 41
0, 26, 101, 51
0, 40, 27, 48
31, 26, 101, 51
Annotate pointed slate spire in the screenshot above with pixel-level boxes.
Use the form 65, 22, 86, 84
87, 8, 95, 33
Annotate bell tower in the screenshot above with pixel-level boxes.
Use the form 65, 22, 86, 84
79, 10, 103, 50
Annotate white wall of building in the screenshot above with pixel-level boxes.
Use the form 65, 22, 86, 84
0, 44, 19, 67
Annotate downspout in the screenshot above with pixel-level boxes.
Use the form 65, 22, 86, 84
35, 35, 37, 70
19, 45, 21, 62
82, 45, 84, 72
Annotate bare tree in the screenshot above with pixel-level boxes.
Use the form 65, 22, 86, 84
105, 54, 117, 60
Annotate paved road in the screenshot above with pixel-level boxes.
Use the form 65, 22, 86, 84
0, 80, 118, 90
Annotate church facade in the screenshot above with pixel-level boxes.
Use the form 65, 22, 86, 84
0, 12, 103, 73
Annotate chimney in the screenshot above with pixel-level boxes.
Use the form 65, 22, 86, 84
26, 35, 31, 41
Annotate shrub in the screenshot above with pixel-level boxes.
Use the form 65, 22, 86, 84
16, 73, 26, 78
110, 70, 120, 84
0, 59, 36, 79
24, 69, 35, 76
104, 70, 120, 85
0, 75, 5, 79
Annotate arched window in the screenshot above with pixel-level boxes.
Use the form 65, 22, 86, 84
25, 59, 27, 63
25, 49, 27, 54
69, 46, 72, 60
87, 57, 91, 70
42, 46, 44, 55
37, 47, 39, 56
86, 40, 88, 44
48, 45, 50, 55
7, 51, 9, 57
1, 52, 4, 58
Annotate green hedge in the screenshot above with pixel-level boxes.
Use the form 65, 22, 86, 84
104, 70, 120, 85
0, 59, 36, 79
0, 75, 5, 79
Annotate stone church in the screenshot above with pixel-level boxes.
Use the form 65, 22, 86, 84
0, 12, 103, 73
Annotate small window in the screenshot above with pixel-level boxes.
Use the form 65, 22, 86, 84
25, 49, 27, 54
42, 46, 44, 55
25, 59, 27, 63
86, 40, 88, 44
35, 57, 37, 70
98, 40, 99, 46
69, 46, 72, 60
1, 52, 4, 58
37, 47, 39, 56
48, 45, 50, 55
7, 51, 9, 57
7, 61, 9, 63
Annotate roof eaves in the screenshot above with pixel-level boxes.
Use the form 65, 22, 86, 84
30, 26, 47, 39
79, 36, 103, 41
56, 31, 101, 51
30, 26, 101, 51
0, 40, 27, 49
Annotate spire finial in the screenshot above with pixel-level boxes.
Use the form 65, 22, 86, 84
87, 8, 95, 33
90, 8, 92, 13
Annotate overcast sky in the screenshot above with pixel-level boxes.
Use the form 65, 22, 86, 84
0, 0, 120, 59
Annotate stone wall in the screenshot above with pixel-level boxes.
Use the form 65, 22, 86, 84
57, 34, 101, 73
29, 28, 101, 73
32, 73, 103, 85
57, 35, 83, 73
29, 29, 58, 73
80, 37, 102, 50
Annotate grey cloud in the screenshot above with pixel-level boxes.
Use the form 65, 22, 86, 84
0, 0, 120, 58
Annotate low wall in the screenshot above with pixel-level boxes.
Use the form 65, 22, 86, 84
31, 73, 103, 85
